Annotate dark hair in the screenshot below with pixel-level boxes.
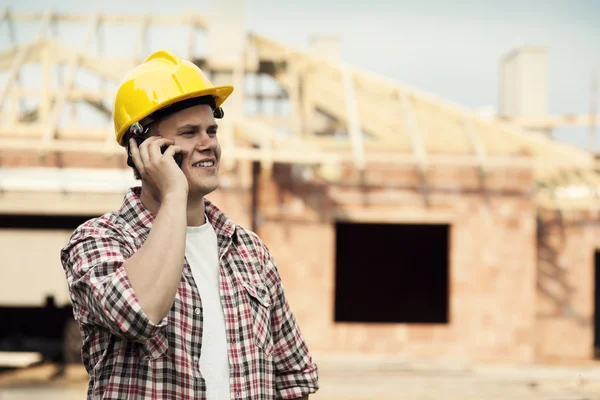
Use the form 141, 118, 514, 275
123, 96, 219, 180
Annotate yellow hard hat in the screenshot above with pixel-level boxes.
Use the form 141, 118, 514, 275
112, 49, 234, 146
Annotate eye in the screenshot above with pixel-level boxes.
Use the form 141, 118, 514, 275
181, 131, 195, 137
207, 128, 218, 136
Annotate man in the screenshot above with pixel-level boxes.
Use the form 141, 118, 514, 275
60, 49, 319, 399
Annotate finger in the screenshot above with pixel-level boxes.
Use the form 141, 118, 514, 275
128, 138, 145, 173
138, 138, 152, 166
162, 145, 187, 159
148, 138, 176, 160
148, 139, 174, 161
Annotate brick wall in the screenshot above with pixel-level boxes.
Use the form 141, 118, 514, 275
248, 163, 538, 363
536, 208, 599, 361
2, 151, 549, 363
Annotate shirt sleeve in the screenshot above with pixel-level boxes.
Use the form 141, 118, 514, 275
262, 245, 319, 399
60, 221, 167, 343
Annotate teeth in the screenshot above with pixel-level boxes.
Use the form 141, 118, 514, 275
193, 161, 214, 167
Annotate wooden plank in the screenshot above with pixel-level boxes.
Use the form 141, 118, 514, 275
399, 90, 428, 171
6, 12, 207, 29
41, 13, 99, 144
499, 114, 600, 129
1, 39, 132, 81
253, 33, 595, 167
463, 116, 487, 173
39, 44, 52, 123
341, 64, 365, 170
332, 209, 456, 224
0, 10, 53, 109
287, 62, 301, 136
0, 7, 9, 25
187, 20, 196, 60
133, 14, 149, 61
0, 135, 593, 170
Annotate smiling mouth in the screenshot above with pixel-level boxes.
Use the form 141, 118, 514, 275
192, 161, 215, 168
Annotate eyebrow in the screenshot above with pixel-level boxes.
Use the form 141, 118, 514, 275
176, 124, 218, 132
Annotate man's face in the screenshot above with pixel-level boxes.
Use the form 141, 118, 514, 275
156, 104, 221, 197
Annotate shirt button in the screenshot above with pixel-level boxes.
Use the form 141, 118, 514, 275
194, 307, 201, 315
193, 356, 199, 364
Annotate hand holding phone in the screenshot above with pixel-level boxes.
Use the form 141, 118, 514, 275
127, 136, 183, 168
127, 136, 189, 198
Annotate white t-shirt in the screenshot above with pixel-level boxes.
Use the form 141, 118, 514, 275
185, 221, 231, 400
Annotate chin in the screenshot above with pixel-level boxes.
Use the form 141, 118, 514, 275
189, 178, 219, 198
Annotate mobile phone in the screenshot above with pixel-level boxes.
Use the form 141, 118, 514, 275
127, 137, 184, 168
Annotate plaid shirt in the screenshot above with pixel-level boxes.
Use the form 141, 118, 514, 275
60, 187, 319, 399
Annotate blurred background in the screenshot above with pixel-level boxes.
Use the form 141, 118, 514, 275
1, 0, 600, 399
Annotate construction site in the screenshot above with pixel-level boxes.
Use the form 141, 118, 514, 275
1, 2, 600, 399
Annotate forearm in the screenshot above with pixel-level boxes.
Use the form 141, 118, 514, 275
124, 193, 187, 324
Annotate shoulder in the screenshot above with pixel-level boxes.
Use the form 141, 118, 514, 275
68, 211, 127, 242
61, 211, 132, 264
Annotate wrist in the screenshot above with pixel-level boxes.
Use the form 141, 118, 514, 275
161, 191, 188, 206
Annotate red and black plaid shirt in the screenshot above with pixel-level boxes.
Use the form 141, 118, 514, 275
61, 187, 319, 399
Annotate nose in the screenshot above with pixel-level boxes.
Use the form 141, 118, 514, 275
194, 131, 217, 153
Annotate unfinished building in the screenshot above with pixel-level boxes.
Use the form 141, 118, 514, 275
0, 5, 599, 364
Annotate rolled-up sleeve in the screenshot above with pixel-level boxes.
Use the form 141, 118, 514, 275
61, 222, 166, 343
263, 249, 319, 399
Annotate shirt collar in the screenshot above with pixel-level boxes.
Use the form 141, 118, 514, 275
119, 186, 237, 244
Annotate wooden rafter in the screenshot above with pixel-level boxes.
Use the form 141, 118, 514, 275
0, 10, 53, 110
251, 33, 596, 168
41, 13, 100, 145
399, 90, 428, 172
5, 12, 207, 29
1, 7, 598, 187
499, 114, 600, 129
133, 14, 149, 62
463, 116, 488, 174
341, 64, 365, 170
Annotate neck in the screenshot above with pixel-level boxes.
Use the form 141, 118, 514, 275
139, 186, 207, 227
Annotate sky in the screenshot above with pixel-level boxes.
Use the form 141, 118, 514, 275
1, 0, 600, 150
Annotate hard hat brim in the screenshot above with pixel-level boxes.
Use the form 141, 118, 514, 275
116, 85, 234, 146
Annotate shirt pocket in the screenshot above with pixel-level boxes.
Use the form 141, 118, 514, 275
241, 280, 273, 355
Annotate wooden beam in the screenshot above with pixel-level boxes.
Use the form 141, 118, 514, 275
0, 10, 53, 110
41, 13, 99, 144
0, 47, 21, 69
0, 39, 131, 81
306, 72, 405, 144
6, 12, 208, 29
39, 43, 51, 123
7, 87, 115, 101
187, 20, 196, 60
253, 33, 596, 168
0, 126, 110, 140
399, 90, 428, 172
341, 64, 365, 170
463, 116, 487, 174
0, 135, 594, 170
0, 7, 9, 25
5, 7, 27, 119
206, 40, 247, 172
133, 14, 149, 62
332, 209, 456, 224
498, 114, 600, 129
286, 60, 305, 139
